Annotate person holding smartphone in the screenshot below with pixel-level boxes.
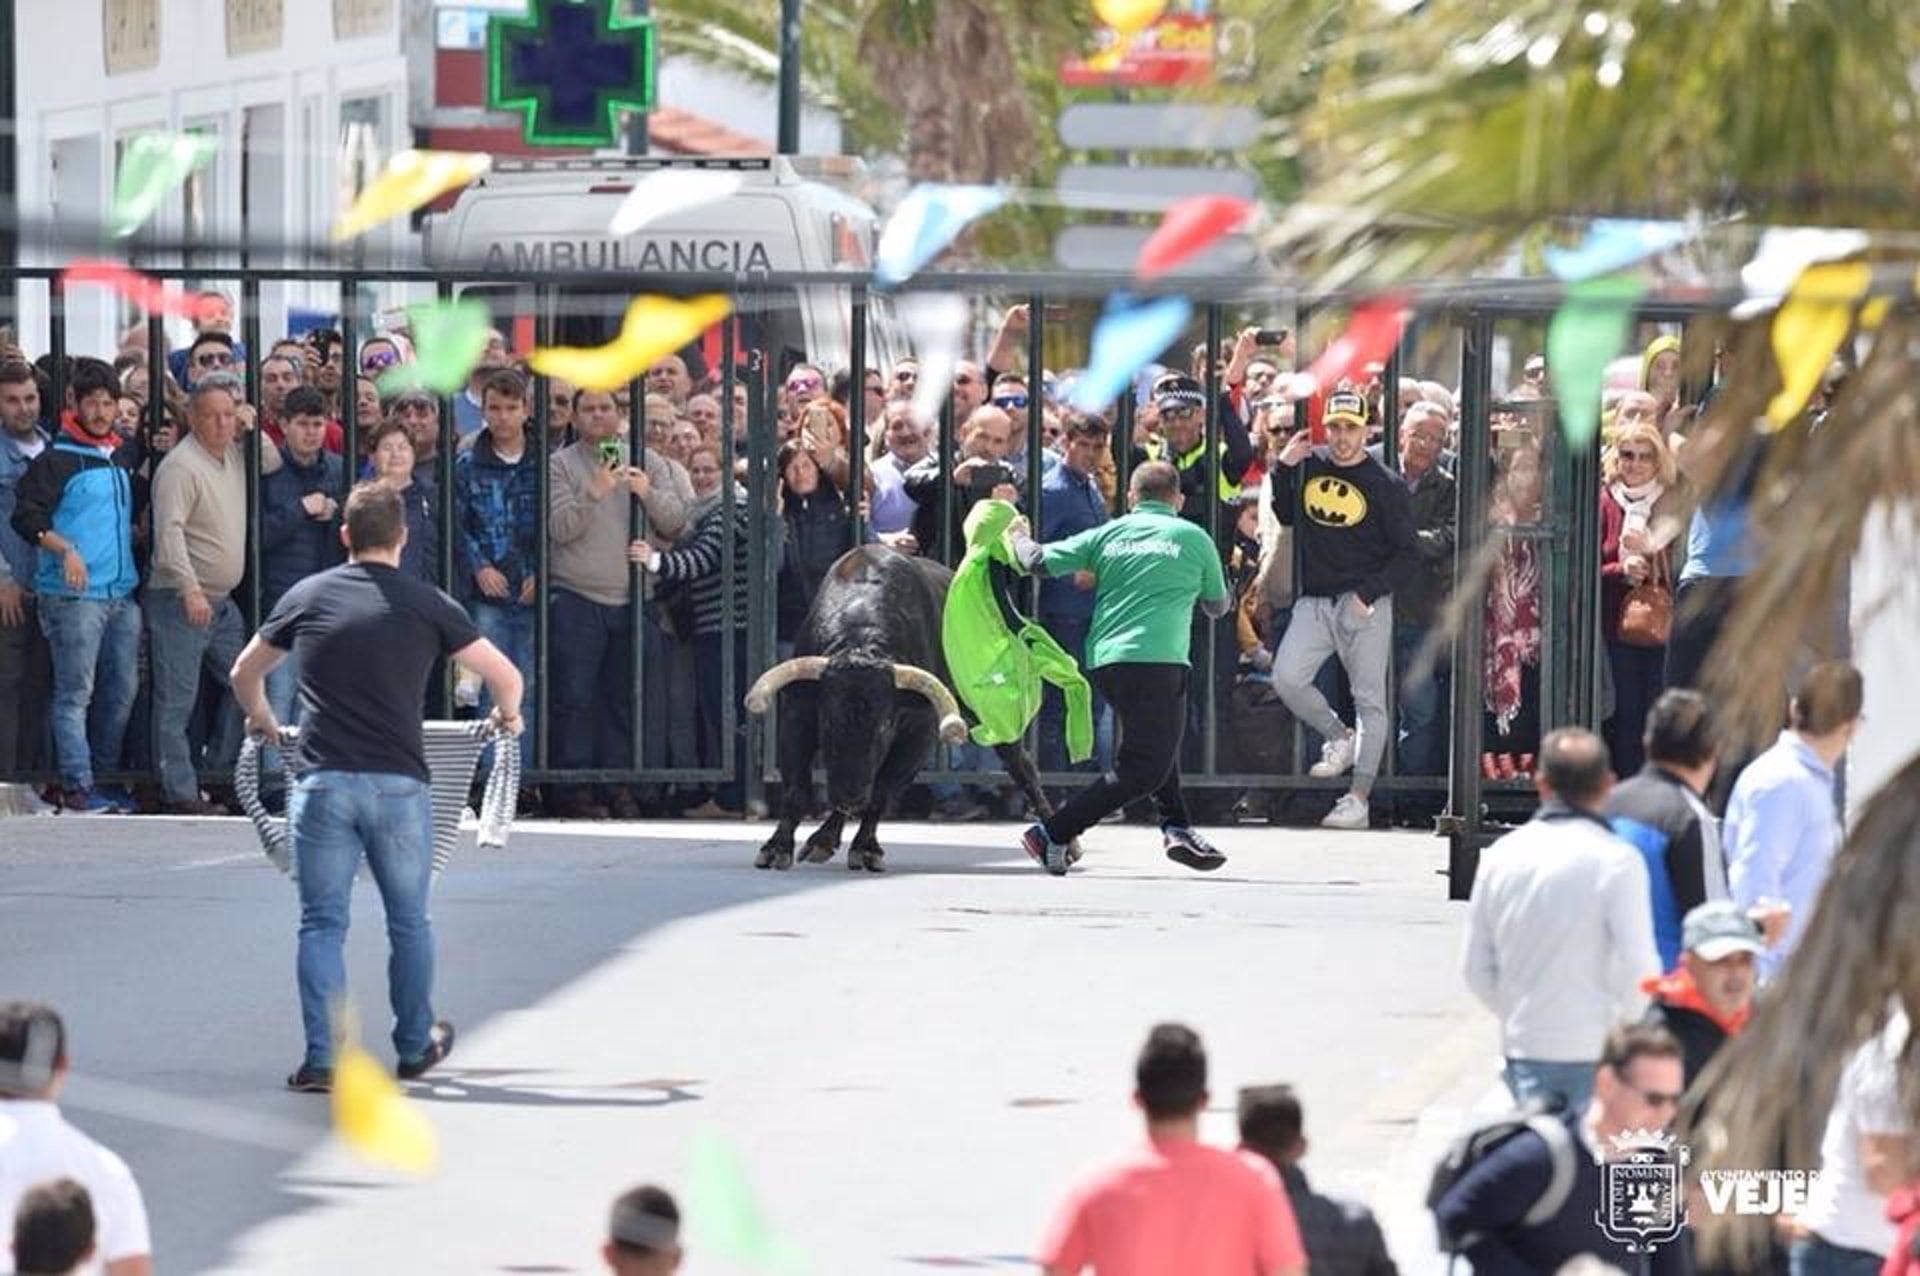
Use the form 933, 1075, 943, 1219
544, 388, 690, 820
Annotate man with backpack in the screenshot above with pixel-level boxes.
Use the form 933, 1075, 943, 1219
1462, 727, 1662, 1114
1430, 1024, 1691, 1275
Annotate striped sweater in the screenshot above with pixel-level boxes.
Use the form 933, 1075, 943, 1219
653, 490, 751, 636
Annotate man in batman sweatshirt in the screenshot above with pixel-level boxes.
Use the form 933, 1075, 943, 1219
1269, 390, 1418, 830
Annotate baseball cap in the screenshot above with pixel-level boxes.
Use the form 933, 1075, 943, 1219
1681, 900, 1764, 961
1323, 390, 1368, 428
1153, 374, 1206, 414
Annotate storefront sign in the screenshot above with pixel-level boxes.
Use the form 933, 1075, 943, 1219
334, 0, 394, 40
226, 0, 284, 57
104, 0, 160, 75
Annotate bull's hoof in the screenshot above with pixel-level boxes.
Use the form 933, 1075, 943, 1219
1066, 839, 1084, 866
754, 840, 794, 871
848, 844, 885, 873
800, 830, 840, 864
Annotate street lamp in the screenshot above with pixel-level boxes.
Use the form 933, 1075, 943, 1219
777, 0, 801, 153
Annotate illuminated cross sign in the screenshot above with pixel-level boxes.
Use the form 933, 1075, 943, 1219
487, 0, 656, 148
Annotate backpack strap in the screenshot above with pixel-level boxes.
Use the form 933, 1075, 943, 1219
1521, 1115, 1578, 1227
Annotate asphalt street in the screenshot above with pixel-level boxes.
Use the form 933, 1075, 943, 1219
2, 812, 1497, 1274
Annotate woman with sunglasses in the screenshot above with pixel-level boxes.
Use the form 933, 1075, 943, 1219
1600, 422, 1685, 775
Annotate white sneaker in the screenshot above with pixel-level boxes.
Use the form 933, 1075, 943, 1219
1322, 793, 1370, 830
1308, 733, 1357, 778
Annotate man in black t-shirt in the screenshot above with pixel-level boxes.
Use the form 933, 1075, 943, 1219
231, 482, 524, 1094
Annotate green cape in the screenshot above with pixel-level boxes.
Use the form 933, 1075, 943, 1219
939, 499, 1093, 759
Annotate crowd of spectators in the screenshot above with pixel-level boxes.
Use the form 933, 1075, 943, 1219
0, 288, 1852, 837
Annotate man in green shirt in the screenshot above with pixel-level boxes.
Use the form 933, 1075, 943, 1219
1007, 461, 1233, 875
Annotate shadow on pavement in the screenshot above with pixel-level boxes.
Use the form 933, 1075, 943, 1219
0, 815, 1014, 1272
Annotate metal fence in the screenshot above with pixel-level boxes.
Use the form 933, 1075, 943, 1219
4, 261, 1717, 892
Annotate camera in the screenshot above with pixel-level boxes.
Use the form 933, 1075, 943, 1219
1254, 328, 1290, 347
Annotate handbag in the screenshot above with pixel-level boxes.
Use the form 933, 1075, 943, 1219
1617, 542, 1672, 647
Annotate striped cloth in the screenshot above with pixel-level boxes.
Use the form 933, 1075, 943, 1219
236, 720, 518, 875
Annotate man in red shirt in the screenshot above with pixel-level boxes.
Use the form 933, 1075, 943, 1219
1038, 1023, 1306, 1276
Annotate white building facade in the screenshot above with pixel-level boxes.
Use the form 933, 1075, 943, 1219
14, 0, 411, 357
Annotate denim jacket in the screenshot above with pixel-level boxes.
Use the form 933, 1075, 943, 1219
0, 426, 50, 589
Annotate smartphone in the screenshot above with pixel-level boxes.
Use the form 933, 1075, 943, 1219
968, 462, 1013, 491
596, 437, 624, 468
1254, 328, 1290, 346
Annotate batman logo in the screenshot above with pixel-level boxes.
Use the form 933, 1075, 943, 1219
1304, 476, 1368, 527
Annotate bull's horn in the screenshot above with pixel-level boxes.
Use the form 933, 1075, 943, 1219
891, 664, 969, 745
743, 656, 829, 714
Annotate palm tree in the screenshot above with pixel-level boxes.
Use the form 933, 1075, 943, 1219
1253, 0, 1920, 1259
652, 0, 1087, 188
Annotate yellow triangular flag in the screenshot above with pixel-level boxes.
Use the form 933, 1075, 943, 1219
1762, 260, 1871, 431
528, 294, 732, 393
332, 1040, 438, 1174
332, 150, 490, 243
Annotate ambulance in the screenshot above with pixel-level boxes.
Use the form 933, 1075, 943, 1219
423, 154, 906, 381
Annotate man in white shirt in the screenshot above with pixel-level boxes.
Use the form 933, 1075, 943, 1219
1792, 1009, 1912, 1274
0, 1003, 150, 1276
1462, 728, 1662, 1115
867, 399, 929, 540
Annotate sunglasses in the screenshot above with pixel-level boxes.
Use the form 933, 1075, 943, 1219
195, 352, 234, 367
893, 369, 917, 382
786, 375, 823, 393
992, 394, 1029, 410
1617, 449, 1655, 462
361, 350, 400, 372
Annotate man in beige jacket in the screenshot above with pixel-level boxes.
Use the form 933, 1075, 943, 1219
546, 387, 689, 818
147, 374, 276, 814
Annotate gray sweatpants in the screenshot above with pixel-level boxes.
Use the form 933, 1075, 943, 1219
1272, 593, 1393, 797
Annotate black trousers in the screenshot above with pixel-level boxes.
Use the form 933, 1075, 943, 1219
1044, 662, 1191, 845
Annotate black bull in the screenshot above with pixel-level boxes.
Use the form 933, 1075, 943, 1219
742, 545, 1075, 872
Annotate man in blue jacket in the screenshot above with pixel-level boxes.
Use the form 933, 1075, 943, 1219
259, 385, 344, 741
9, 360, 142, 812
452, 370, 540, 774
0, 359, 53, 779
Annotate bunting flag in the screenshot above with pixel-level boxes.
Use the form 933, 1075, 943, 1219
1544, 219, 1689, 282
332, 150, 491, 243
607, 169, 745, 238
1069, 293, 1193, 413
109, 132, 218, 239
528, 294, 731, 393
874, 185, 1008, 288
376, 299, 493, 397
60, 260, 227, 322
1135, 196, 1250, 280
1733, 227, 1869, 319
1547, 272, 1645, 447
332, 1039, 437, 1174
685, 1131, 806, 1272
1284, 294, 1410, 400
1762, 260, 1872, 431
899, 291, 971, 426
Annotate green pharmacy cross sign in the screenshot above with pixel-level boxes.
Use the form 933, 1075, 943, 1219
487, 0, 657, 148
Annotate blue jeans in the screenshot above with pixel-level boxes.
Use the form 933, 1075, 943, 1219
1393, 624, 1450, 776
291, 770, 436, 1070
1790, 1235, 1886, 1276
1503, 1057, 1596, 1114
148, 589, 246, 802
549, 589, 634, 791
471, 601, 536, 771
37, 594, 141, 792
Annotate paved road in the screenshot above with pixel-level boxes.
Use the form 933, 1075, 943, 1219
3, 813, 1496, 1274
